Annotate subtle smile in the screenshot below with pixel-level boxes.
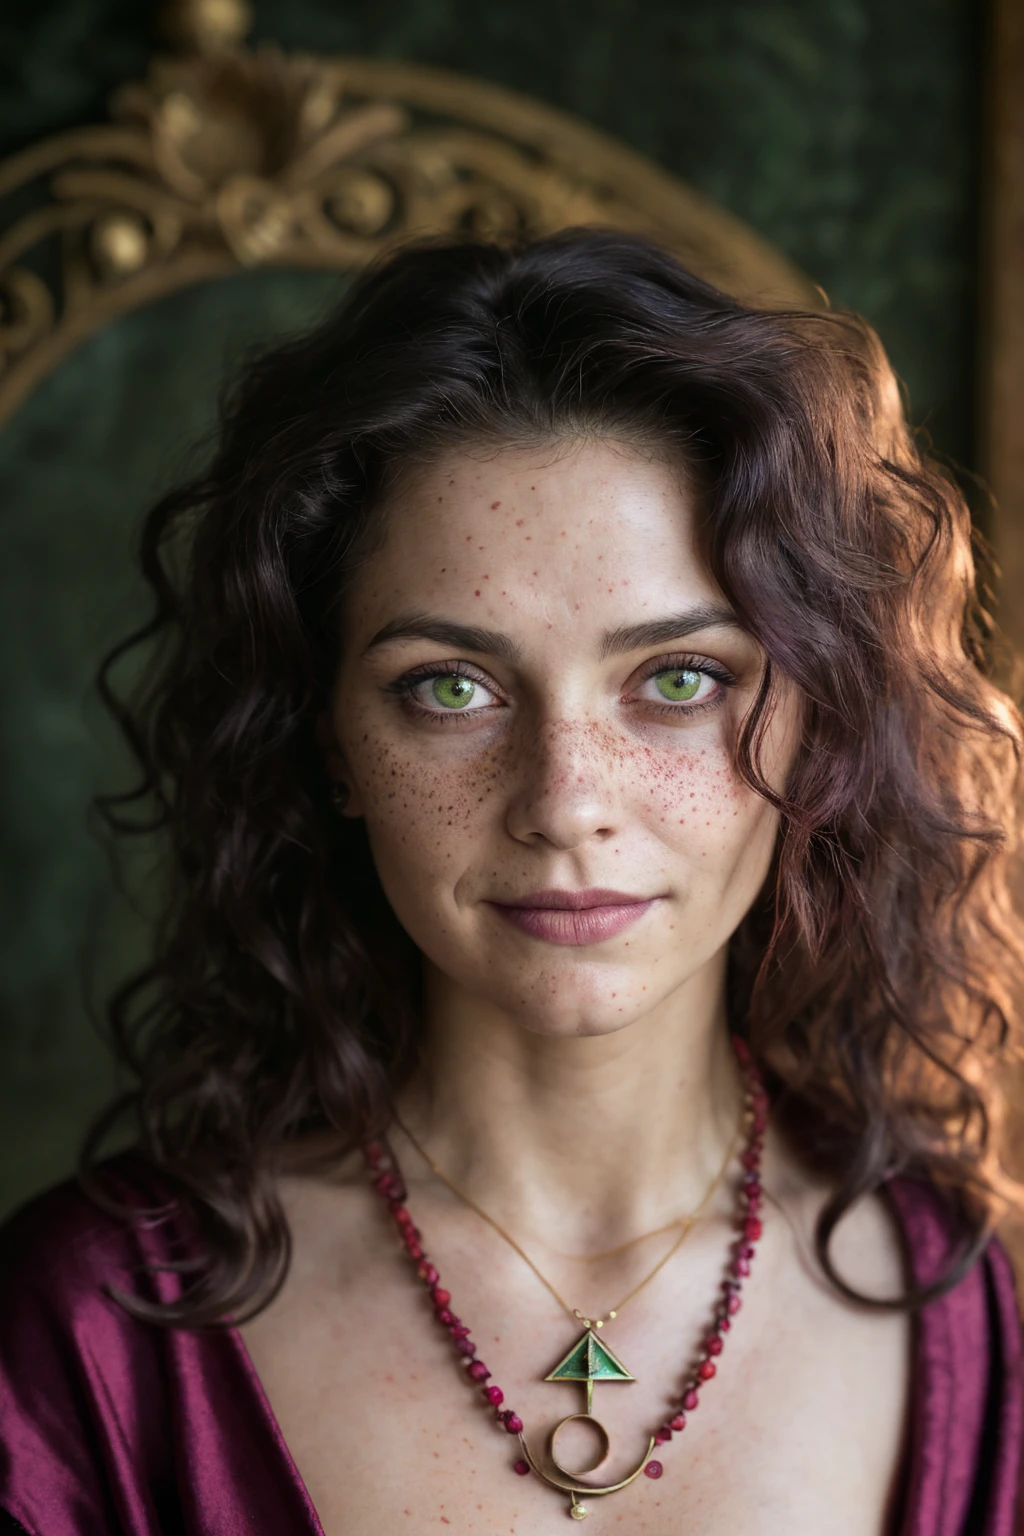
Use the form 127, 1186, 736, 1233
485, 888, 660, 947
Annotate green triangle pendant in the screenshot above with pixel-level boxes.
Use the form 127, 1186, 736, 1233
545, 1328, 635, 1384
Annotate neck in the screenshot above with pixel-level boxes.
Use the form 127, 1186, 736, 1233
394, 956, 744, 1254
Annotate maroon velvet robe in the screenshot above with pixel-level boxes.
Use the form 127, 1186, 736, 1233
0, 1156, 1020, 1534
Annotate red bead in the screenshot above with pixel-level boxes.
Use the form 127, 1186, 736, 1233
406, 1242, 423, 1260
683, 1389, 699, 1411
432, 1287, 451, 1308
451, 1324, 471, 1339
484, 1386, 504, 1406
374, 1172, 397, 1197
365, 1142, 383, 1166
503, 1413, 524, 1435
436, 1308, 453, 1326
456, 1338, 476, 1357
656, 1426, 673, 1444
513, 1459, 530, 1476
740, 1149, 760, 1171
732, 1257, 750, 1278
739, 1243, 755, 1260
468, 1360, 490, 1381
731, 1036, 751, 1063
670, 1414, 687, 1431
644, 1460, 664, 1479
418, 1262, 439, 1284
727, 1294, 742, 1315
744, 1217, 763, 1242
698, 1359, 717, 1381
705, 1335, 723, 1355
391, 1204, 412, 1226
718, 1316, 731, 1332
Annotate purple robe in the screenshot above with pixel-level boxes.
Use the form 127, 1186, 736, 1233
0, 1156, 1019, 1534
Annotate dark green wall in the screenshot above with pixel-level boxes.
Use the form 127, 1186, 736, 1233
1, 0, 983, 458
0, 0, 982, 1215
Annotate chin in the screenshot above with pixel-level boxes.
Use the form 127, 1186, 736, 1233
518, 1007, 644, 1039
479, 964, 662, 1038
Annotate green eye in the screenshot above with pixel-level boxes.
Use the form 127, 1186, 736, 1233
655, 668, 702, 703
431, 675, 476, 709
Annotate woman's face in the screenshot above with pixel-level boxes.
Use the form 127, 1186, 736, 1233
327, 437, 801, 1038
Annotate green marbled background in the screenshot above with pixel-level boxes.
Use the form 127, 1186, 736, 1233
0, 0, 981, 1214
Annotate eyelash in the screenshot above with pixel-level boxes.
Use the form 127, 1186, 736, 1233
384, 654, 736, 725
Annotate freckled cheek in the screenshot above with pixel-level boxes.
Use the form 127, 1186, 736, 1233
622, 741, 745, 831
347, 731, 500, 866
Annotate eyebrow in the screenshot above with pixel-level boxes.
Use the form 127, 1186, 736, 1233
362, 602, 742, 662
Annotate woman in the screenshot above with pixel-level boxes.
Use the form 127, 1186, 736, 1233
0, 229, 1021, 1535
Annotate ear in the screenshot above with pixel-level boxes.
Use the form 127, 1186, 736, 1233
314, 708, 366, 818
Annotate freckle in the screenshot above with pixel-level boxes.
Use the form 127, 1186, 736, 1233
491, 501, 501, 509
474, 589, 481, 596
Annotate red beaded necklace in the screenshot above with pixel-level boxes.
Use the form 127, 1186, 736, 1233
364, 1034, 768, 1521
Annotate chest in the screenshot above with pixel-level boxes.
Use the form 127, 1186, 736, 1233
240, 1219, 912, 1536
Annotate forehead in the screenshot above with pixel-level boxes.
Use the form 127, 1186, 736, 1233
350, 438, 722, 642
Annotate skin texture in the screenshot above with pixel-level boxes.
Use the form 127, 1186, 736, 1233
242, 439, 910, 1536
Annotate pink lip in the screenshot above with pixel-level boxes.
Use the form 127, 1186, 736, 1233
487, 888, 659, 947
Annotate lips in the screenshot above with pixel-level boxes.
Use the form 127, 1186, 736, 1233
487, 888, 658, 946
498, 888, 652, 910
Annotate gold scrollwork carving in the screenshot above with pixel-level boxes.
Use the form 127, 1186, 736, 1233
0, 0, 820, 424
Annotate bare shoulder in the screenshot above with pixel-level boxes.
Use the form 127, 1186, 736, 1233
764, 1132, 910, 1303
264, 1142, 387, 1296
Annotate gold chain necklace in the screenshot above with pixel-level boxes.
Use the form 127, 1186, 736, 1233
367, 1037, 768, 1521
395, 1113, 742, 1332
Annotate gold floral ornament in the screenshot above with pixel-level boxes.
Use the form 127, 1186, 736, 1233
0, 0, 821, 426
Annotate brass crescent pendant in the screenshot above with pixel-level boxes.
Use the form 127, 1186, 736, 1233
518, 1423, 657, 1521
530, 1327, 657, 1518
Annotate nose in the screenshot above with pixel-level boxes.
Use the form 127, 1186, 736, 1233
503, 718, 618, 850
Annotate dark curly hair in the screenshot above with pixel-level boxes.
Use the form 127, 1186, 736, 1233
89, 228, 1024, 1326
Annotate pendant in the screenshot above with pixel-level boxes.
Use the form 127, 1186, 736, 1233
518, 1329, 657, 1519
